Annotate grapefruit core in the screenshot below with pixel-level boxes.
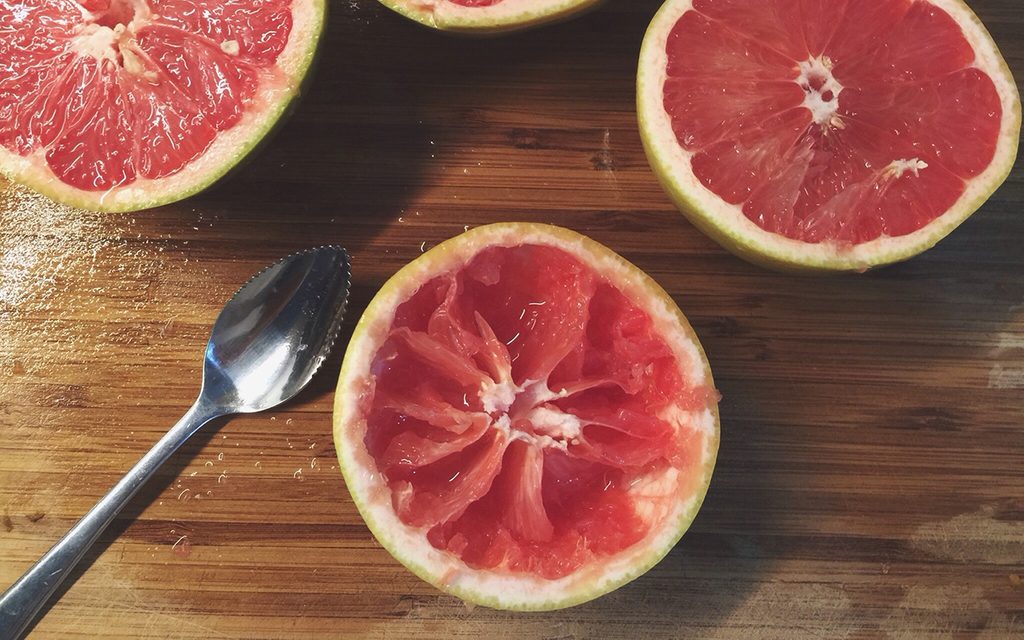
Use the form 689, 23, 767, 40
377, 0, 602, 33
638, 0, 1020, 271
0, 0, 325, 212
333, 223, 720, 610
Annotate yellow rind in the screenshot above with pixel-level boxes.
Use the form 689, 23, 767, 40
333, 222, 720, 610
377, 0, 602, 34
636, 0, 1021, 273
0, 0, 327, 213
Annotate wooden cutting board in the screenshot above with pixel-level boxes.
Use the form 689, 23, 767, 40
1, 1, 1021, 637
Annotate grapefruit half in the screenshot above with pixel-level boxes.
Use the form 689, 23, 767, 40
377, 0, 602, 33
0, 0, 325, 212
333, 223, 720, 610
637, 0, 1020, 271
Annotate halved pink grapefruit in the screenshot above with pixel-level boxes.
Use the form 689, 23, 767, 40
333, 223, 720, 610
377, 0, 602, 33
638, 0, 1020, 271
0, 0, 325, 212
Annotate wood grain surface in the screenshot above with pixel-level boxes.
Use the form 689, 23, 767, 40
1, 1, 1022, 638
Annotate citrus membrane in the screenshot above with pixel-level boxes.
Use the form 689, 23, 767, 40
334, 223, 719, 610
638, 0, 1020, 271
377, 0, 602, 33
0, 0, 324, 212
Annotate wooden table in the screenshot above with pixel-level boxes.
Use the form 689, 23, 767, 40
1, 1, 1022, 637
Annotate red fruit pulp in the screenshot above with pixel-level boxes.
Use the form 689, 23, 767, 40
364, 245, 709, 579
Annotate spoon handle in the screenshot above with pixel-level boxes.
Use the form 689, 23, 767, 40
0, 399, 223, 640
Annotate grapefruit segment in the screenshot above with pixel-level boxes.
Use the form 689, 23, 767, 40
377, 408, 491, 471
377, 0, 602, 33
690, 0, 807, 61
393, 428, 509, 528
378, 385, 483, 434
831, 1, 974, 85
495, 440, 555, 543
126, 72, 217, 181
393, 327, 493, 388
0, 0, 325, 212
473, 311, 515, 385
150, 0, 294, 63
638, 0, 1020, 270
816, 0, 911, 66
334, 223, 719, 609
135, 24, 261, 131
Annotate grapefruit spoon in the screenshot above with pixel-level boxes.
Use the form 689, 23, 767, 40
637, 0, 1020, 272
0, 0, 325, 212
377, 0, 602, 34
333, 223, 720, 610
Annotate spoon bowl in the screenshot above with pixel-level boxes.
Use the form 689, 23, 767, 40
203, 246, 351, 412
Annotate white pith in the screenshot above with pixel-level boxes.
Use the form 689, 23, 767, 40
379, 0, 600, 31
885, 157, 929, 178
480, 378, 520, 414
796, 56, 842, 127
0, 0, 325, 212
69, 24, 123, 62
333, 223, 720, 610
475, 372, 588, 452
525, 405, 582, 441
637, 0, 1021, 271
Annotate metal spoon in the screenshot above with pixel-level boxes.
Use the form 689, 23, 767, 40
0, 246, 351, 639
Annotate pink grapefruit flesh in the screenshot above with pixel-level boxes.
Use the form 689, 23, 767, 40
0, 0, 324, 212
334, 223, 719, 610
638, 0, 1020, 271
